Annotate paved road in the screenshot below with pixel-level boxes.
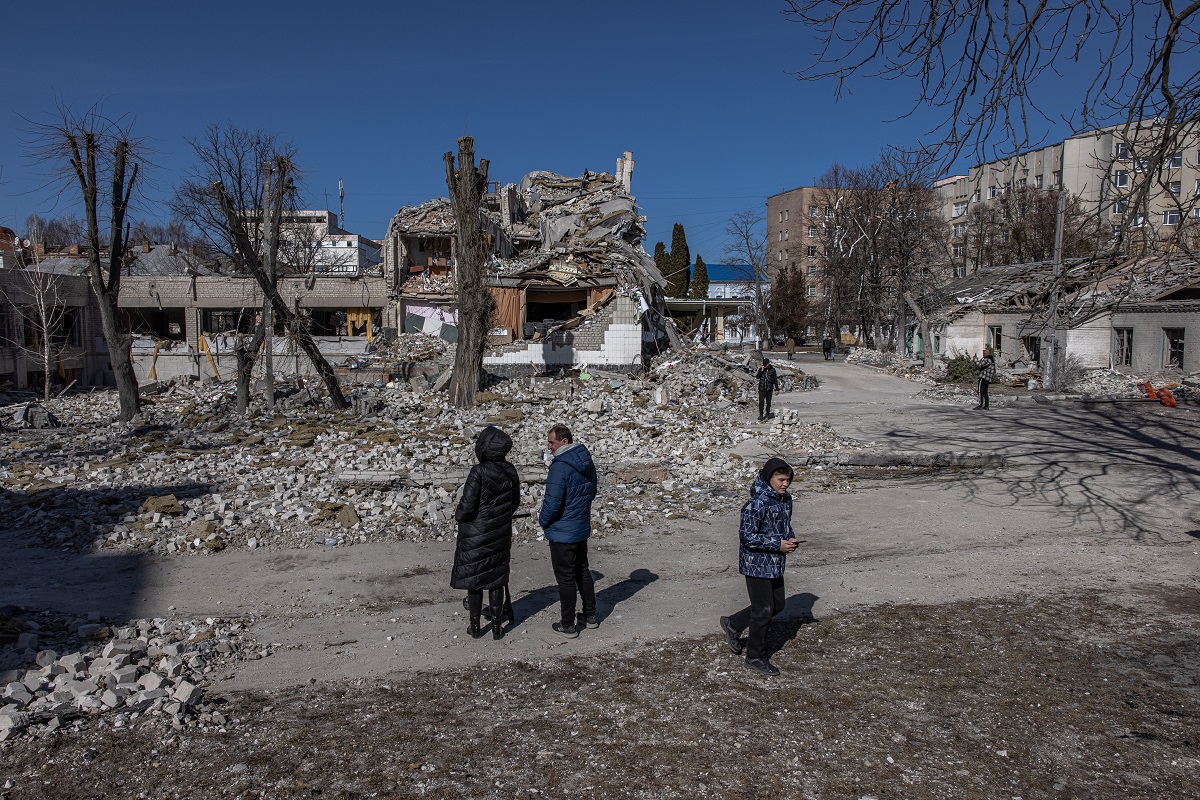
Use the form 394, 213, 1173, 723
3, 361, 1197, 691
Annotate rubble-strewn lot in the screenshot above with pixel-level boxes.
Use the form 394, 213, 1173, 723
0, 352, 831, 555
1, 590, 1196, 799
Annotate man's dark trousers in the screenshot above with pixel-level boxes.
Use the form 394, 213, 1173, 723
549, 540, 596, 625
758, 390, 773, 420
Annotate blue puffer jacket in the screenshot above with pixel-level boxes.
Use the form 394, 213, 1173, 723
538, 443, 597, 543
738, 474, 795, 578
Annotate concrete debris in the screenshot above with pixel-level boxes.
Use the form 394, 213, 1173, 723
0, 348, 841, 554
9, 403, 61, 429
0, 607, 269, 741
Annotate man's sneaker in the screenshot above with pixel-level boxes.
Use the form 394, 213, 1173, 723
744, 657, 780, 676
577, 613, 600, 629
719, 616, 744, 655
552, 621, 578, 638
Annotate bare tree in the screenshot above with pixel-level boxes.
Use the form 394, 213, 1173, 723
723, 209, 771, 345
961, 186, 1101, 270
0, 264, 75, 400
173, 124, 349, 411
27, 106, 142, 420
444, 137, 494, 408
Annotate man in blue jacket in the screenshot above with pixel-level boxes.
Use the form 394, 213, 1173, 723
539, 424, 598, 638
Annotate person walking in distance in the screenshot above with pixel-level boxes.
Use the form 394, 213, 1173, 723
786, 337, 796, 360
821, 335, 834, 361
974, 346, 996, 410
720, 458, 798, 676
538, 424, 599, 638
756, 358, 779, 422
451, 425, 521, 640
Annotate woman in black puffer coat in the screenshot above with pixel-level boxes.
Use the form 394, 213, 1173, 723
452, 425, 521, 640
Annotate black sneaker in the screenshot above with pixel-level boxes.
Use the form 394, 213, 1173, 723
744, 657, 780, 676
719, 616, 744, 655
577, 613, 599, 629
552, 621, 578, 638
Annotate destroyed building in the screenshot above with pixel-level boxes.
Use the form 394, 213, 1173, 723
2, 152, 681, 393
924, 256, 1200, 375
382, 151, 680, 372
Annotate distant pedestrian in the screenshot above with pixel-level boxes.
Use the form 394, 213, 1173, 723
720, 457, 798, 676
821, 336, 834, 361
973, 347, 996, 410
786, 337, 796, 360
756, 358, 779, 421
538, 424, 599, 638
451, 425, 521, 640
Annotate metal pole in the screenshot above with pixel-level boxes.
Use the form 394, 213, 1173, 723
262, 162, 276, 410
1045, 190, 1067, 390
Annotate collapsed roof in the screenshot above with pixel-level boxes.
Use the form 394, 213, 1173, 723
927, 256, 1200, 327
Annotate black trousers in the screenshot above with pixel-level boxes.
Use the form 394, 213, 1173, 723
758, 390, 773, 419
977, 378, 990, 408
549, 540, 596, 625
728, 576, 786, 660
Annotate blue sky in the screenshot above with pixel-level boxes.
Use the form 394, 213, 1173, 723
1, 1, 1084, 262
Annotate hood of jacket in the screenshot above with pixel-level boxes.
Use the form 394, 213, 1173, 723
552, 442, 597, 482
475, 425, 514, 463
749, 473, 789, 504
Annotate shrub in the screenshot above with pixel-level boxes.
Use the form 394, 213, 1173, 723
943, 351, 978, 384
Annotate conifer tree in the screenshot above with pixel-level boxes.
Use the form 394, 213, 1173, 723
666, 223, 690, 297
653, 241, 669, 282
689, 255, 709, 299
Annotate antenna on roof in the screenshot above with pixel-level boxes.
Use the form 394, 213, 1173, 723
339, 179, 345, 231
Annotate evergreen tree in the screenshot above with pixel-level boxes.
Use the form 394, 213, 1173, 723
689, 255, 709, 298
653, 241, 669, 287
766, 265, 809, 340
666, 223, 690, 297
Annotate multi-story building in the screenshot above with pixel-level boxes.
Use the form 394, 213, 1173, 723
765, 186, 830, 304
937, 121, 1200, 271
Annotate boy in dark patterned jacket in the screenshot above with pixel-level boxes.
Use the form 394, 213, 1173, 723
720, 457, 798, 676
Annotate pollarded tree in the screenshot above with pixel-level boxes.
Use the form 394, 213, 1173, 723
689, 255, 709, 299
28, 106, 142, 420
444, 136, 494, 409
174, 123, 349, 411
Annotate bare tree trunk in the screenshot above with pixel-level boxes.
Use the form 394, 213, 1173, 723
444, 137, 494, 409
234, 318, 267, 413
212, 171, 349, 410
903, 291, 934, 368
71, 131, 140, 421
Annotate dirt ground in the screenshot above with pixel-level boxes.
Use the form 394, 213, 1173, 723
2, 358, 1198, 798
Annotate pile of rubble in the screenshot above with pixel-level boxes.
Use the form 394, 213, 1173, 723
0, 608, 267, 741
0, 350, 847, 555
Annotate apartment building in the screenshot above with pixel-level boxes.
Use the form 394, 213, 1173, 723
765, 186, 830, 303
938, 121, 1200, 270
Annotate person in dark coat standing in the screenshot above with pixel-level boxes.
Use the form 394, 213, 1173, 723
538, 424, 598, 638
756, 359, 779, 421
720, 457, 798, 676
821, 336, 834, 361
452, 425, 521, 640
973, 346, 996, 410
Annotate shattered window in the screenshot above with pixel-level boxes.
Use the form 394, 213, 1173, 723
987, 325, 1003, 353
1164, 328, 1185, 369
1113, 328, 1133, 367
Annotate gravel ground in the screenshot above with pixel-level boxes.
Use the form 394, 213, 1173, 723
1, 588, 1196, 799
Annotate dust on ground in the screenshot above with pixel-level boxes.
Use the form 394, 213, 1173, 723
2, 588, 1196, 799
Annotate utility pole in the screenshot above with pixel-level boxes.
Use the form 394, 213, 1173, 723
262, 161, 278, 410
1044, 190, 1067, 390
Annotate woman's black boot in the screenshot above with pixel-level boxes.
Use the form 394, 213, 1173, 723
489, 588, 506, 639
467, 591, 484, 639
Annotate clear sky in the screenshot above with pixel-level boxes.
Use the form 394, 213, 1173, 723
0, 1, 1083, 262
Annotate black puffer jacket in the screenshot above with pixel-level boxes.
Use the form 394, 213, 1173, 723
450, 426, 521, 590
